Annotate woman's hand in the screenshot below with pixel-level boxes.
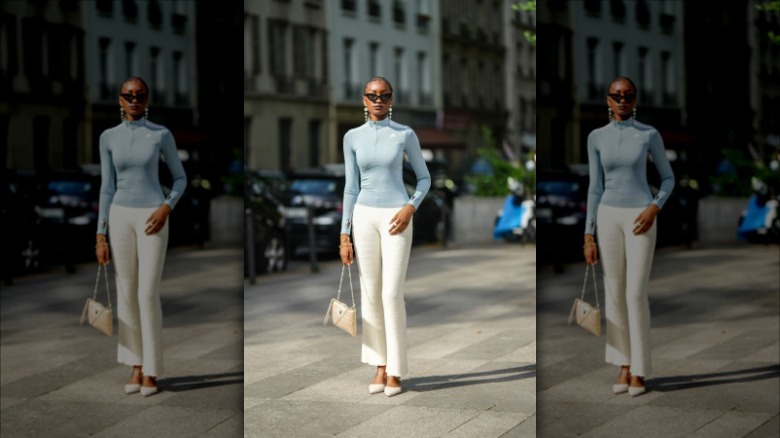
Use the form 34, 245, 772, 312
96, 234, 110, 265
632, 204, 660, 235
389, 204, 415, 235
339, 233, 354, 265
584, 234, 598, 265
145, 204, 172, 235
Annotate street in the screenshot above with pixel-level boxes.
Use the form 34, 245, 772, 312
244, 241, 537, 438
0, 244, 244, 438
537, 243, 780, 438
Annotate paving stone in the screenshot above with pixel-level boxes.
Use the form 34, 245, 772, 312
446, 411, 531, 438
335, 405, 481, 438
581, 406, 723, 438
499, 414, 535, 438
687, 411, 775, 438
246, 399, 388, 438
92, 406, 237, 438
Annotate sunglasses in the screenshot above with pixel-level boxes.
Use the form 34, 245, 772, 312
608, 93, 636, 103
364, 93, 392, 103
120, 93, 148, 103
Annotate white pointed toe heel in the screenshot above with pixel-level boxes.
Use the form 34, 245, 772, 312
369, 384, 385, 394
384, 386, 402, 397
628, 385, 646, 397
125, 383, 141, 394
140, 386, 158, 397
612, 383, 629, 394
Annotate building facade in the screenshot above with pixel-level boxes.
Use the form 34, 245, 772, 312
0, 0, 86, 171
748, 0, 780, 162
571, 0, 686, 165
504, 0, 537, 162
244, 0, 329, 172
440, 0, 508, 174
83, 0, 197, 165
329, 0, 441, 166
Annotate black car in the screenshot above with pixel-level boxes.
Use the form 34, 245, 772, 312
0, 170, 42, 283
164, 182, 211, 247
245, 175, 289, 276
34, 171, 102, 270
283, 169, 346, 256
536, 171, 589, 271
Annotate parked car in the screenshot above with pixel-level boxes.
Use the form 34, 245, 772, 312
535, 171, 589, 271
0, 170, 42, 283
283, 168, 346, 257
34, 171, 102, 271
245, 175, 289, 276
164, 183, 211, 247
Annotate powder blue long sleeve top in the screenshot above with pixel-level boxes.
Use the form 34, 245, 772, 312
585, 119, 675, 235
341, 118, 431, 235
97, 119, 187, 234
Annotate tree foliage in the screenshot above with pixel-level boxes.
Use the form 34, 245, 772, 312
511, 1, 536, 46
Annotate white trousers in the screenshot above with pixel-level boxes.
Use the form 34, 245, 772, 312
353, 204, 413, 378
597, 204, 656, 377
109, 204, 168, 377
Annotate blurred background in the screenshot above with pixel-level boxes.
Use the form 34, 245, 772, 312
535, 0, 780, 271
0, 0, 243, 283
244, 0, 539, 277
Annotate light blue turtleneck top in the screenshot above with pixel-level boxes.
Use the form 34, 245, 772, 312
97, 119, 187, 234
585, 119, 675, 235
341, 118, 431, 235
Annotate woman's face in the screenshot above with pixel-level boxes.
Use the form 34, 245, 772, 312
118, 80, 149, 121
607, 80, 637, 121
362, 81, 393, 121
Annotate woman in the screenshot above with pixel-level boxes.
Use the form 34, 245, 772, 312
95, 76, 186, 397
584, 76, 674, 397
339, 77, 431, 397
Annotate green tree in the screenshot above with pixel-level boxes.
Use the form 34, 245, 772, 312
466, 126, 535, 197
512, 1, 536, 46
756, 1, 780, 45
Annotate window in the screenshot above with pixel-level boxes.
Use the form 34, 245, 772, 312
309, 120, 321, 167
417, 51, 430, 105
394, 47, 405, 101
661, 51, 673, 105
99, 37, 112, 99
368, 0, 381, 19
173, 51, 186, 105
279, 118, 292, 172
150, 47, 164, 103
250, 15, 260, 74
369, 42, 379, 76
293, 25, 312, 77
586, 37, 600, 99
612, 41, 624, 78
0, 13, 18, 81
269, 20, 287, 76
125, 41, 136, 77
342, 0, 356, 13
344, 38, 355, 98
638, 47, 651, 104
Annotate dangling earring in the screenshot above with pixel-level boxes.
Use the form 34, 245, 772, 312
120, 107, 125, 121
364, 107, 368, 122
389, 106, 393, 120
608, 107, 612, 122
144, 106, 149, 121
632, 106, 637, 120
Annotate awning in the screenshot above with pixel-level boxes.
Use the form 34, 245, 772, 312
413, 127, 466, 149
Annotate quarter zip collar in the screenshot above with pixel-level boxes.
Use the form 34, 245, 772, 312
611, 118, 634, 129
123, 119, 146, 129
367, 118, 390, 128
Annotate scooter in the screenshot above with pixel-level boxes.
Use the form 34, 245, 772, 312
737, 177, 779, 244
494, 177, 535, 243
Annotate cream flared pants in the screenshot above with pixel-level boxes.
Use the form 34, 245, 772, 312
597, 204, 656, 378
109, 204, 168, 377
353, 204, 413, 378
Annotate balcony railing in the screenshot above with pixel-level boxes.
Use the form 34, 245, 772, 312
274, 75, 295, 94
419, 91, 433, 106
344, 82, 362, 100
307, 78, 327, 97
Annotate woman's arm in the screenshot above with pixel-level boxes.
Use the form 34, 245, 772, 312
97, 132, 115, 235
160, 129, 187, 209
340, 132, 358, 265
404, 128, 431, 210
584, 132, 603, 236
648, 129, 675, 209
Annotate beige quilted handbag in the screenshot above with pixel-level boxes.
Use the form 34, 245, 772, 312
567, 264, 602, 336
80, 264, 113, 336
324, 265, 357, 337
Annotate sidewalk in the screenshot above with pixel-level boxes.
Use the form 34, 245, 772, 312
537, 243, 780, 438
0, 245, 244, 438
244, 242, 537, 438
